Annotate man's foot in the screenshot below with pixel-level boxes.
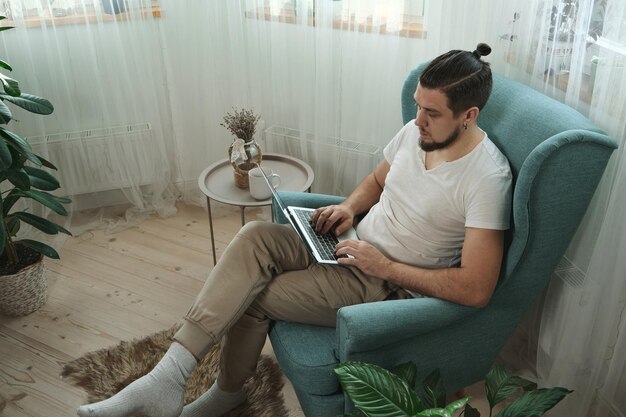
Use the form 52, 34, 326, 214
76, 342, 197, 417
180, 383, 246, 417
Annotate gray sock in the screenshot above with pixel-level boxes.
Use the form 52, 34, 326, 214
77, 342, 197, 417
180, 382, 246, 417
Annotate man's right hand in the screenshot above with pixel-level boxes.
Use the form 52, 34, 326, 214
311, 204, 356, 236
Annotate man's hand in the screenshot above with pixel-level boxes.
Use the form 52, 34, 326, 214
311, 204, 356, 235
335, 240, 393, 278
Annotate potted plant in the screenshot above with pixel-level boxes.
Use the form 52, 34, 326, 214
335, 361, 572, 417
0, 16, 71, 317
221, 107, 262, 189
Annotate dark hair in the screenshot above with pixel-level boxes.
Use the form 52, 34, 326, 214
419, 43, 493, 116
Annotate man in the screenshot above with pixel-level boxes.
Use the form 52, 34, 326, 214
77, 43, 512, 417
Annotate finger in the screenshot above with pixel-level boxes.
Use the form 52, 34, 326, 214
335, 240, 352, 250
334, 219, 352, 236
336, 239, 358, 248
311, 206, 327, 223
321, 217, 336, 235
319, 210, 340, 234
334, 245, 355, 256
337, 257, 356, 266
314, 209, 329, 231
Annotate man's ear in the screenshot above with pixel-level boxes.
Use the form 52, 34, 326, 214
464, 107, 480, 125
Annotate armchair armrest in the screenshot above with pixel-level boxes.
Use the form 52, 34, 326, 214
337, 298, 477, 359
272, 191, 346, 224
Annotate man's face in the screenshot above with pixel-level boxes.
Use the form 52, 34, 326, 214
413, 85, 465, 152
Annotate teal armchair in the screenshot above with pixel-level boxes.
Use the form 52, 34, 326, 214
269, 64, 618, 417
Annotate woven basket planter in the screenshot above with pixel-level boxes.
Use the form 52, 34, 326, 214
0, 256, 47, 317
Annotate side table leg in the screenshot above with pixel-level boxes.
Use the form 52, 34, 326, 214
207, 196, 217, 266
240, 206, 245, 226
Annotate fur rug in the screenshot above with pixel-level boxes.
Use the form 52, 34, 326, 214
61, 326, 289, 417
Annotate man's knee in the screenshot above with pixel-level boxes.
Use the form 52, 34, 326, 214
237, 220, 287, 241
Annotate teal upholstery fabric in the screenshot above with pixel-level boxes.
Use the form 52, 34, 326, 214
269, 65, 618, 417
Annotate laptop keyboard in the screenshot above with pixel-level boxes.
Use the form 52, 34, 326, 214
292, 209, 341, 261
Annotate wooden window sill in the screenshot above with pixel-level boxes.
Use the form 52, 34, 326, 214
2, 6, 161, 29
245, 7, 426, 39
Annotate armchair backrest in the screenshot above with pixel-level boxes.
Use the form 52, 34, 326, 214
401, 65, 617, 316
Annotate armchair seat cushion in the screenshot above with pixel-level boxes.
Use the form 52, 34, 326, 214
269, 321, 339, 395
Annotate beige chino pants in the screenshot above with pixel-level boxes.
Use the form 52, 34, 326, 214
174, 221, 410, 391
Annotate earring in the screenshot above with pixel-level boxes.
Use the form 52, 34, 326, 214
463, 122, 468, 130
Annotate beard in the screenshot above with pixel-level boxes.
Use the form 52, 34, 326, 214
419, 125, 462, 152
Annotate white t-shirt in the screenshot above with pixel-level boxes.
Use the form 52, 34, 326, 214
356, 121, 512, 270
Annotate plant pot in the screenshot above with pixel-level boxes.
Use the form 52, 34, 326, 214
0, 255, 47, 317
228, 139, 263, 189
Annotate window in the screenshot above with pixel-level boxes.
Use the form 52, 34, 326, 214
0, 0, 161, 28
244, 0, 427, 38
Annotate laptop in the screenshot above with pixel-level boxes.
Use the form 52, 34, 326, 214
256, 164, 359, 264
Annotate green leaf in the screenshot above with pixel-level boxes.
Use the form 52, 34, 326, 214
23, 166, 60, 191
463, 403, 481, 417
0, 93, 54, 115
6, 215, 20, 236
0, 134, 11, 169
6, 168, 30, 189
14, 211, 71, 235
494, 388, 572, 417
0, 99, 12, 123
2, 190, 19, 216
509, 376, 537, 392
20, 238, 60, 259
422, 370, 446, 409
18, 189, 68, 216
0, 199, 5, 255
0, 73, 20, 96
54, 195, 72, 204
0, 126, 33, 151
413, 409, 445, 417
485, 366, 537, 409
443, 397, 471, 415
0, 128, 42, 166
391, 362, 418, 389
33, 153, 58, 170
335, 361, 424, 417
414, 396, 472, 417
0, 25, 14, 32
0, 59, 12, 71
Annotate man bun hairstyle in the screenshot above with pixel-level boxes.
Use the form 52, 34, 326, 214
419, 43, 493, 116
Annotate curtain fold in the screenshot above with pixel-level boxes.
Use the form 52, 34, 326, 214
0, 0, 176, 238
497, 1, 626, 415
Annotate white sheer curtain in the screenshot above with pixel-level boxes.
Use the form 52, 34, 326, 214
158, 0, 505, 199
494, 1, 626, 416
5, 1, 624, 414
1, 0, 506, 224
0, 0, 176, 238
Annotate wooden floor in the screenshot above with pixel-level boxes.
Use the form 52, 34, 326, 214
0, 203, 490, 417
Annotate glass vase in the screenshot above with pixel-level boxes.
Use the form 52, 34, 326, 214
228, 139, 263, 189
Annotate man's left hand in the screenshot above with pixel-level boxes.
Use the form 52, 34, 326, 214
335, 240, 393, 278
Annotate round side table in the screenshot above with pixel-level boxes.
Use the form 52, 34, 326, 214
198, 153, 314, 265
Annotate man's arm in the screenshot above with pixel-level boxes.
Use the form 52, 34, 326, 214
312, 160, 390, 235
335, 227, 504, 308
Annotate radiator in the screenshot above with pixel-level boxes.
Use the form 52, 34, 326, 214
264, 125, 383, 195
28, 123, 159, 195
